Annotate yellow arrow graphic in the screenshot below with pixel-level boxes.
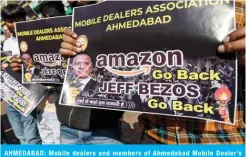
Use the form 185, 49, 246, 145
105, 65, 151, 76
39, 61, 60, 67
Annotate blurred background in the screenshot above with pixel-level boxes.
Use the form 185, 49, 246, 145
0, 0, 74, 46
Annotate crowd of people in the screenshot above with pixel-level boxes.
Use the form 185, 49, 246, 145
0, 0, 245, 145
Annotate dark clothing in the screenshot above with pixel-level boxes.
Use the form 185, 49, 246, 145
78, 79, 98, 97
55, 81, 124, 131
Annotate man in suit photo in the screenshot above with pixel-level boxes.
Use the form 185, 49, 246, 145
21, 53, 36, 81
68, 53, 98, 98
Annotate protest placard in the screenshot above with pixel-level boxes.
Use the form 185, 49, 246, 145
60, 1, 236, 124
15, 16, 71, 84
0, 51, 48, 116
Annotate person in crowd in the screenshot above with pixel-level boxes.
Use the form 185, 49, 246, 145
11, 0, 124, 144
1, 4, 41, 144
57, 0, 124, 144
33, 1, 66, 144
35, 1, 65, 18
57, 1, 124, 144
8, 1, 66, 144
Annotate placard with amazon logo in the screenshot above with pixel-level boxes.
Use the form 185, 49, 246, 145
15, 16, 71, 84
60, 1, 237, 124
0, 51, 48, 117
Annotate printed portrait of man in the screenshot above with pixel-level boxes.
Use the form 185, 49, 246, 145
22, 53, 36, 81
22, 53, 32, 67
68, 53, 99, 98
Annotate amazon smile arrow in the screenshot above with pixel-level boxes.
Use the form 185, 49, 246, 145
105, 65, 151, 76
